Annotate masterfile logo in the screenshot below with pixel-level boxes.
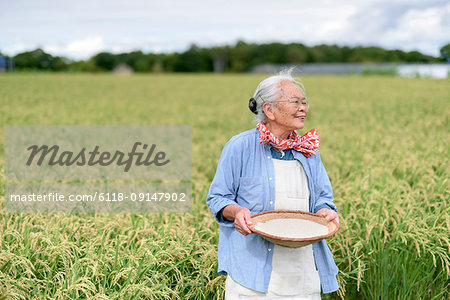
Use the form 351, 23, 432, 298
5, 125, 192, 213
25, 142, 170, 172
6, 125, 191, 181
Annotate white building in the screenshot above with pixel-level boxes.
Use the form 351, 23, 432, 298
397, 64, 450, 79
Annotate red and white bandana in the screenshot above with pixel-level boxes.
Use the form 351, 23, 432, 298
256, 121, 319, 158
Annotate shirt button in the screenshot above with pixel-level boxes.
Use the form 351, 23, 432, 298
267, 156, 271, 159
268, 248, 272, 251
269, 177, 272, 180
269, 201, 273, 205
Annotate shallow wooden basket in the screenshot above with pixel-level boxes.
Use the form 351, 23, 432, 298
248, 210, 339, 248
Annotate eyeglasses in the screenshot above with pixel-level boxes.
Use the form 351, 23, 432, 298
277, 98, 310, 110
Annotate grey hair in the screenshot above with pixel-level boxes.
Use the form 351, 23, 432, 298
252, 67, 305, 123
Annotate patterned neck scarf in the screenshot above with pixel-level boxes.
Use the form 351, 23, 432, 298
256, 121, 319, 158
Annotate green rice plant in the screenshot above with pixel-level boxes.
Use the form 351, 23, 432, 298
0, 74, 448, 299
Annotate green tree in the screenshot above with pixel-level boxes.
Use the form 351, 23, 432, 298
229, 40, 256, 72
68, 60, 101, 72
173, 44, 212, 72
162, 53, 179, 72
286, 44, 307, 63
134, 57, 150, 72
385, 50, 404, 62
405, 51, 428, 63
440, 43, 450, 62
92, 52, 117, 71
210, 46, 230, 73
14, 49, 59, 70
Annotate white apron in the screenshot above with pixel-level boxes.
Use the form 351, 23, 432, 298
225, 159, 321, 299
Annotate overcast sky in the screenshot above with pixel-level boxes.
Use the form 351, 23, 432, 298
1, 0, 449, 60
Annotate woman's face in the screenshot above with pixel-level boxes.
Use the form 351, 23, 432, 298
270, 81, 308, 132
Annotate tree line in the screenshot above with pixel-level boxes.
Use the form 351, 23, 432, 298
2, 41, 449, 73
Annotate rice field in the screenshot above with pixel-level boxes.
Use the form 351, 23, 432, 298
0, 73, 448, 299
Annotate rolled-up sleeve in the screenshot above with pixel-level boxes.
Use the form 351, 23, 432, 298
206, 138, 241, 227
312, 152, 337, 213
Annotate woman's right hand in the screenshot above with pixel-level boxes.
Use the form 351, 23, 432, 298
222, 205, 253, 236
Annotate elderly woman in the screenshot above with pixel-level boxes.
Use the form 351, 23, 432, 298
206, 70, 339, 299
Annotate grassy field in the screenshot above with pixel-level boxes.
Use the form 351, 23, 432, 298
0, 73, 448, 299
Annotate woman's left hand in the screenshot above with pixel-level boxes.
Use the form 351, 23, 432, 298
316, 208, 339, 226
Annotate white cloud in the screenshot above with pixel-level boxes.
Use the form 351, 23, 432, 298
41, 36, 162, 59
386, 5, 448, 39
43, 37, 106, 59
1, 0, 448, 58
334, 0, 449, 55
383, 4, 450, 55
151, 46, 163, 54
1, 44, 29, 56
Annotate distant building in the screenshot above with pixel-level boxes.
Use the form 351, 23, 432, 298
113, 63, 134, 75
397, 64, 450, 79
251, 63, 449, 78
251, 63, 396, 75
0, 55, 7, 73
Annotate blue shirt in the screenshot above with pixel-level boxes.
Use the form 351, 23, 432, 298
206, 128, 339, 294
